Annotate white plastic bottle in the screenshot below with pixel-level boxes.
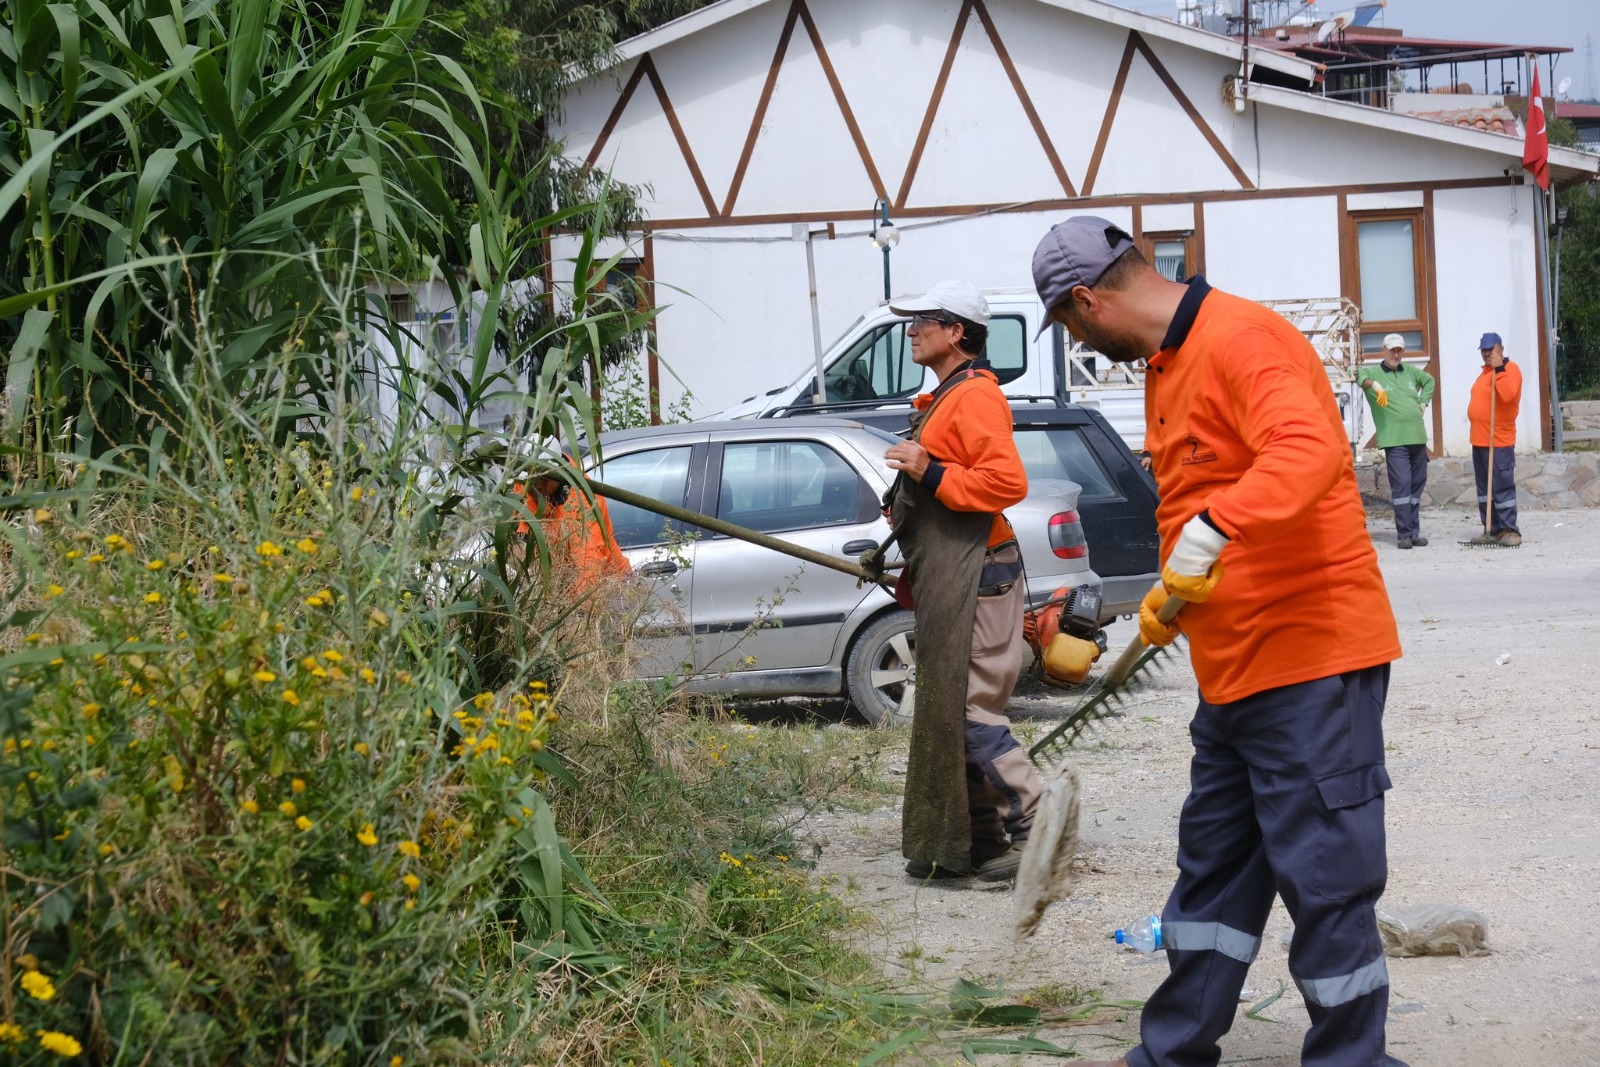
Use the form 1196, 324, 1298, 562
1115, 915, 1163, 953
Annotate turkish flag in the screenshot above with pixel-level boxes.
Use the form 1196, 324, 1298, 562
1523, 63, 1550, 191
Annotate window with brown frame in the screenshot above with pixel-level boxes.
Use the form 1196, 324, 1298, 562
1344, 209, 1430, 359
1138, 230, 1199, 284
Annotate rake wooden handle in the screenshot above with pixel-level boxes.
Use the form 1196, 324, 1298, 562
1105, 590, 1186, 689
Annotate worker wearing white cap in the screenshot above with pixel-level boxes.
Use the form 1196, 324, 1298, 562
1356, 334, 1436, 548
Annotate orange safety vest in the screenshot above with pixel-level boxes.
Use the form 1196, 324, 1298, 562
1145, 288, 1399, 704
515, 483, 631, 593
912, 364, 1027, 549
1467, 360, 1522, 449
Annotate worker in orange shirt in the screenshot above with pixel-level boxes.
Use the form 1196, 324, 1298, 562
1032, 218, 1406, 1067
516, 465, 631, 594
881, 281, 1039, 884
1466, 332, 1523, 546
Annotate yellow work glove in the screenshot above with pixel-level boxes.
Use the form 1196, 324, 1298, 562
1160, 514, 1229, 603
1375, 390, 1389, 407
1139, 584, 1182, 648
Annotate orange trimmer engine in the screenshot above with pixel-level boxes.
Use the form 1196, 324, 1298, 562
1023, 585, 1109, 688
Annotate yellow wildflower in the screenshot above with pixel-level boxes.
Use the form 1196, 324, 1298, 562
388, 1056, 401, 1067
36, 1030, 82, 1057
33, 508, 54, 525
300, 655, 319, 671
359, 667, 377, 685
360, 891, 374, 907
21, 970, 56, 1001
403, 899, 416, 911
291, 778, 306, 794
65, 550, 81, 560
144, 592, 162, 604
212, 573, 234, 583
25, 633, 42, 643
370, 608, 390, 626
145, 559, 164, 570
397, 840, 421, 859
44, 584, 64, 599
279, 801, 297, 817
253, 670, 277, 683
304, 592, 327, 608
402, 873, 421, 893
0, 1022, 20, 1044
321, 650, 343, 663
84, 735, 94, 745
354, 742, 370, 757
256, 540, 284, 557
295, 816, 314, 832
350, 486, 365, 502
295, 538, 319, 555
241, 800, 260, 814
87, 554, 105, 564
282, 690, 300, 706
357, 823, 378, 847
310, 667, 328, 679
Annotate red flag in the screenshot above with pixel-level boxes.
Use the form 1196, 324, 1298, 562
1523, 62, 1549, 191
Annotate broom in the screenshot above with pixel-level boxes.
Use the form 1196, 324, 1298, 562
1463, 367, 1515, 548
1014, 593, 1186, 940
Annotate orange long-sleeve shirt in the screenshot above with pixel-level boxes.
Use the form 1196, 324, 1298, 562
1467, 360, 1522, 448
913, 365, 1028, 547
1145, 284, 1399, 704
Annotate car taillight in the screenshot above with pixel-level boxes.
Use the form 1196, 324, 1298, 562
1049, 511, 1088, 559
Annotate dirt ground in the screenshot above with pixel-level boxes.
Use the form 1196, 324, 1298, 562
800, 506, 1600, 1066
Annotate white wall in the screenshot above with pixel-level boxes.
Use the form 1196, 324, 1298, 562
1433, 182, 1545, 451
1203, 196, 1342, 300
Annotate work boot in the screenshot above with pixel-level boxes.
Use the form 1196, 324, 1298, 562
904, 859, 971, 880
1413, 535, 1429, 546
1467, 532, 1496, 545
975, 841, 1027, 882
1494, 530, 1523, 547
1397, 538, 1413, 549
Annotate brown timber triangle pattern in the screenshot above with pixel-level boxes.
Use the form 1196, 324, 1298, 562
583, 5, 1259, 222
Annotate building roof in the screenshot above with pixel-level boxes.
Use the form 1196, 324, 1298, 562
1557, 102, 1600, 122
602, 0, 1321, 83
1404, 106, 1518, 137
1249, 83, 1600, 184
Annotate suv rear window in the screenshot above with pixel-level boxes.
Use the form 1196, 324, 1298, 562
1014, 427, 1118, 498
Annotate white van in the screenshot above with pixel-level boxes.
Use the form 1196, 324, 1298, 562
713, 288, 1150, 448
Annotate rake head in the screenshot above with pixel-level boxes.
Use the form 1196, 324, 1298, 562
1027, 640, 1182, 768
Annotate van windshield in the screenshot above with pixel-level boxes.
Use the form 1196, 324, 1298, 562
823, 322, 920, 403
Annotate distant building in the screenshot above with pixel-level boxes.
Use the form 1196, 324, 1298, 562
553, 0, 1599, 452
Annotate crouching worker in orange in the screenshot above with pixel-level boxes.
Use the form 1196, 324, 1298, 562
515, 466, 631, 595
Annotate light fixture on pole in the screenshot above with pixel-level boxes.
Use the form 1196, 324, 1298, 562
870, 198, 899, 301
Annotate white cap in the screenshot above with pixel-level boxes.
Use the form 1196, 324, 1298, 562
1382, 333, 1407, 352
889, 280, 991, 325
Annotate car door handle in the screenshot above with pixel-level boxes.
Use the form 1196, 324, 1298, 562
842, 539, 879, 557
637, 560, 680, 577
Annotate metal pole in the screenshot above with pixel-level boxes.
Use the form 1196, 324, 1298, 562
878, 200, 892, 301
804, 226, 827, 405
1534, 184, 1563, 451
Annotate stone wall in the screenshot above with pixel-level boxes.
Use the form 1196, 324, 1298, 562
1356, 450, 1600, 510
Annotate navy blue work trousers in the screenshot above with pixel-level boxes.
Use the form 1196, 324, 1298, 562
1125, 666, 1407, 1067
1382, 444, 1428, 541
1471, 446, 1519, 535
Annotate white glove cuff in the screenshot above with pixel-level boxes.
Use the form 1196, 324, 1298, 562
1167, 514, 1230, 577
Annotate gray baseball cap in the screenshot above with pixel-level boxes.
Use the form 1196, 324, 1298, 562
1031, 217, 1137, 337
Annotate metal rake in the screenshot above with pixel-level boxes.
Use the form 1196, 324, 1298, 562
1026, 593, 1188, 768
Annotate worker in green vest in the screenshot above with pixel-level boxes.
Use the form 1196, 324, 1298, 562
1356, 333, 1436, 549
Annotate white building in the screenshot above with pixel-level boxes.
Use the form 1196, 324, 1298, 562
552, 0, 1599, 452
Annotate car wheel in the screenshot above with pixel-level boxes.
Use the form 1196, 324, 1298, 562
845, 609, 917, 726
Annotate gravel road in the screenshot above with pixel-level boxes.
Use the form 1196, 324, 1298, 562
803, 506, 1600, 1065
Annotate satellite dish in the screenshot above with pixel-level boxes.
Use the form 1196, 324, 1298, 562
1558, 76, 1573, 99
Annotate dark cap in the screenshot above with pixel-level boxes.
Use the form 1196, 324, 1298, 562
1032, 217, 1136, 323
1478, 332, 1503, 350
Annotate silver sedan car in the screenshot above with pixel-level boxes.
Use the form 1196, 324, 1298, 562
587, 418, 1099, 724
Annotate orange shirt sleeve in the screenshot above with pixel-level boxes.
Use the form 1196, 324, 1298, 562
1203, 325, 1350, 546
1495, 361, 1523, 405
926, 383, 1028, 514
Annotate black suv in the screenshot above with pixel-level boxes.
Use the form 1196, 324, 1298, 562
767, 397, 1160, 617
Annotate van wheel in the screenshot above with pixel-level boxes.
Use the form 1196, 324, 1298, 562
846, 610, 917, 726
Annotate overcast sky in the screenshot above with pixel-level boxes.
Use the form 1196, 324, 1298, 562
1116, 1, 1600, 99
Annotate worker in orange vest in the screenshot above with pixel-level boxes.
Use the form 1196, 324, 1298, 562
1466, 332, 1523, 546
516, 465, 631, 594
1033, 216, 1406, 1067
